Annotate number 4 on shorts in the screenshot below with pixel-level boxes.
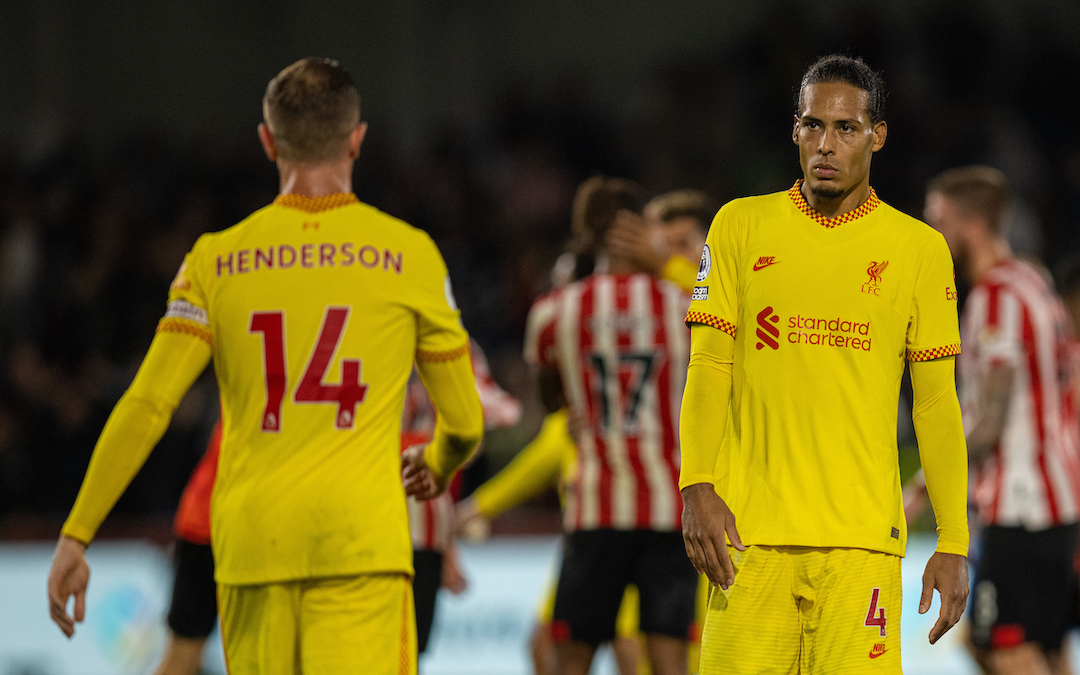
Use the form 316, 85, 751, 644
865, 587, 887, 637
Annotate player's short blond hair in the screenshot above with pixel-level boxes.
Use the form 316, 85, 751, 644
262, 57, 361, 163
927, 166, 1011, 236
571, 176, 644, 257
645, 189, 719, 235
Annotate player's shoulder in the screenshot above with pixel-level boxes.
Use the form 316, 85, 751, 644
713, 189, 791, 222
871, 197, 952, 257
348, 200, 437, 247
979, 257, 1053, 296
529, 285, 570, 315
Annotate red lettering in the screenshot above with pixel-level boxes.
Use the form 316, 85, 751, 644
864, 588, 887, 637
279, 245, 297, 269
255, 247, 274, 270
383, 249, 402, 274
320, 243, 336, 267
250, 312, 286, 432
359, 245, 379, 268
294, 307, 368, 429
217, 253, 234, 277
301, 243, 315, 268
340, 242, 355, 266
237, 249, 251, 274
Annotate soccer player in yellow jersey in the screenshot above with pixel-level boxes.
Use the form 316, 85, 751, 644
679, 55, 970, 674
46, 57, 484, 675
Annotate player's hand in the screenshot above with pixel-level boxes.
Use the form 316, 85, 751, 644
47, 535, 90, 638
565, 408, 589, 446
441, 543, 469, 595
606, 211, 665, 275
455, 499, 491, 542
681, 482, 745, 590
920, 551, 968, 645
401, 443, 449, 501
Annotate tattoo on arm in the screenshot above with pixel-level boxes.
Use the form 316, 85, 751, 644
967, 365, 1015, 464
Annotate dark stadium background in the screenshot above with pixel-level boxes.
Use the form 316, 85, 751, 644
1, 0, 1079, 632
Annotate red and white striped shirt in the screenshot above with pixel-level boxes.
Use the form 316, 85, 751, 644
403, 340, 522, 551
960, 258, 1080, 529
525, 273, 690, 532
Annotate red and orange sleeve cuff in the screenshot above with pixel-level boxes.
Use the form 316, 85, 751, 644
685, 311, 737, 339
157, 317, 213, 347
907, 343, 961, 362
417, 342, 470, 363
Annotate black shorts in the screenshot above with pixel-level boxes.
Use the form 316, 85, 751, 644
551, 529, 698, 646
166, 539, 218, 639
971, 523, 1080, 652
413, 550, 444, 654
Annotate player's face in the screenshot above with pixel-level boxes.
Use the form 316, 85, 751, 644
924, 192, 969, 265
793, 82, 887, 200
664, 217, 707, 265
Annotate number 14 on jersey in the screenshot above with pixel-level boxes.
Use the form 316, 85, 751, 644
250, 306, 369, 432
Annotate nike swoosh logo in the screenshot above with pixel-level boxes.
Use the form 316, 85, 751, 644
752, 260, 779, 271
869, 649, 888, 659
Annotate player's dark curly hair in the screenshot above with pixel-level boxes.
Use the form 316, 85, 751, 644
263, 57, 361, 162
797, 55, 887, 124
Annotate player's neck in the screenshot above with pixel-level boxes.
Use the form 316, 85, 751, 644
968, 237, 1012, 283
598, 252, 643, 276
801, 179, 872, 220
276, 159, 354, 197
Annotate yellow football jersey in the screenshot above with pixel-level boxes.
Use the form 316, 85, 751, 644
167, 193, 469, 585
686, 181, 960, 556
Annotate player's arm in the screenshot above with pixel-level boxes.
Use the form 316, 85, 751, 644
465, 410, 570, 520
405, 351, 484, 498
964, 363, 1015, 464
48, 328, 212, 637
909, 355, 969, 644
402, 237, 485, 499
679, 324, 744, 590
537, 366, 565, 413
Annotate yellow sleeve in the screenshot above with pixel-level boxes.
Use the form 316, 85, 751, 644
906, 232, 961, 361
62, 329, 212, 544
418, 352, 484, 479
660, 255, 698, 294
472, 410, 572, 517
414, 233, 471, 360
678, 324, 734, 490
910, 356, 969, 556
685, 202, 741, 338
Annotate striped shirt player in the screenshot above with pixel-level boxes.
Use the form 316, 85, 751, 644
960, 257, 1080, 651
926, 165, 1079, 660
524, 271, 698, 647
961, 258, 1080, 528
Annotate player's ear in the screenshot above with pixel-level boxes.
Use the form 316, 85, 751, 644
871, 120, 887, 153
348, 123, 368, 160
792, 115, 801, 145
257, 123, 278, 161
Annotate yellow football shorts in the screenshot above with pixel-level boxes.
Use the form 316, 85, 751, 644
218, 573, 417, 675
699, 546, 901, 675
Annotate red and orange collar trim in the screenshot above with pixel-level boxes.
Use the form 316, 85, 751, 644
274, 192, 359, 213
787, 179, 880, 229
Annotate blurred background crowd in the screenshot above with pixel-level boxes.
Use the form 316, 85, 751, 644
2, 0, 1080, 534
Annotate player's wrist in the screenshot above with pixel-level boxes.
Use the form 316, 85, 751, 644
59, 525, 92, 549
679, 478, 717, 495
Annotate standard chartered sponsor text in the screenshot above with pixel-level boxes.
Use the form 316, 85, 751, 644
787, 313, 872, 351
